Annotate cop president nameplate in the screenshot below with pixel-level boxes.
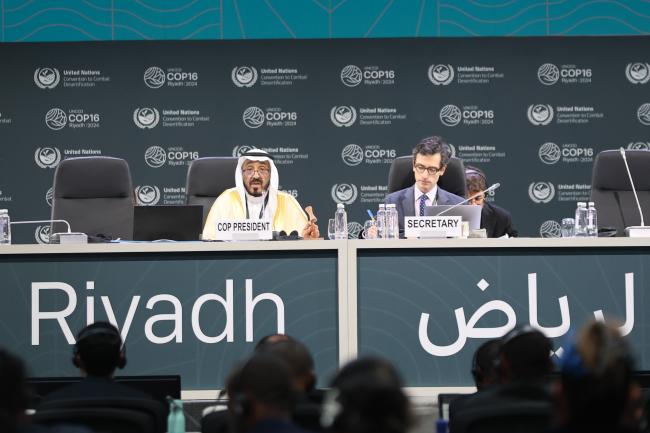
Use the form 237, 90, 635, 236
214, 220, 273, 241
404, 216, 462, 238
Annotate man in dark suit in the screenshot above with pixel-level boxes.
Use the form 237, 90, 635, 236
465, 165, 518, 238
39, 322, 157, 403
385, 136, 464, 233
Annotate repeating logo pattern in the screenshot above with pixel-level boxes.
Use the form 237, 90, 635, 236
133, 107, 160, 129
135, 185, 161, 205
341, 144, 364, 166
330, 106, 357, 127
331, 183, 358, 204
538, 142, 561, 165
232, 145, 256, 157
143, 66, 166, 88
34, 147, 61, 169
242, 106, 265, 128
35, 225, 51, 244
45, 108, 67, 130
628, 142, 650, 150
232, 66, 258, 87
347, 221, 363, 239
537, 63, 560, 85
428, 64, 454, 85
45, 187, 54, 207
527, 104, 554, 125
626, 63, 650, 84
439, 104, 461, 126
34, 67, 60, 89
539, 220, 561, 238
528, 182, 555, 203
637, 103, 650, 125
340, 65, 363, 87
144, 145, 167, 168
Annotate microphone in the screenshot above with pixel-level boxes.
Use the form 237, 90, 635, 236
434, 183, 500, 217
619, 148, 650, 237
9, 219, 88, 244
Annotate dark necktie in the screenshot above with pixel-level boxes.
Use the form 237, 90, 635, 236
419, 194, 427, 217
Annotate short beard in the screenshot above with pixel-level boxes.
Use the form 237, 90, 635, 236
246, 186, 266, 197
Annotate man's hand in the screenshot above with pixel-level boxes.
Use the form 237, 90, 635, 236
302, 206, 320, 239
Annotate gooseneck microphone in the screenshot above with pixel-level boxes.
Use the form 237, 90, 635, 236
434, 183, 501, 217
10, 219, 71, 232
619, 148, 650, 237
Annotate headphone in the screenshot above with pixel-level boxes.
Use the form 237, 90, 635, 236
72, 322, 127, 370
494, 324, 539, 376
465, 166, 487, 184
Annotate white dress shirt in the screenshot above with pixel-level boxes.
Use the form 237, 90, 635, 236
414, 185, 438, 216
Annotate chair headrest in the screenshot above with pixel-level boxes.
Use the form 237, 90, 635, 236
54, 157, 133, 199
592, 149, 650, 191
186, 157, 237, 197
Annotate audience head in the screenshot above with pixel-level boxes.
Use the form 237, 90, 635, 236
465, 165, 487, 207
73, 322, 126, 377
471, 339, 501, 390
557, 321, 638, 431
0, 349, 30, 433
255, 337, 316, 393
226, 353, 295, 431
498, 324, 553, 383
254, 333, 291, 351
321, 357, 412, 433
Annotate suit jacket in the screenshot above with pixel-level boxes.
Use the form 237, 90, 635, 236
384, 185, 465, 233
39, 376, 158, 404
481, 202, 518, 238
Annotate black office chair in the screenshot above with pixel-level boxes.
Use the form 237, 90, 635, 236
590, 149, 650, 236
32, 407, 154, 433
387, 155, 467, 197
51, 156, 135, 240
454, 401, 551, 433
38, 397, 166, 433
185, 157, 238, 224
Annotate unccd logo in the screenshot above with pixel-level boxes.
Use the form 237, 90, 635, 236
143, 66, 165, 88
527, 104, 554, 126
428, 64, 454, 85
34, 67, 60, 89
232, 66, 258, 87
34, 147, 61, 169
626, 63, 650, 84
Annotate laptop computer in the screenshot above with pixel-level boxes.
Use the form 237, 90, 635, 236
425, 205, 482, 230
133, 205, 203, 241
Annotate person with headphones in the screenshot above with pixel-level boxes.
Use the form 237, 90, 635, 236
465, 165, 518, 238
449, 325, 554, 433
225, 353, 310, 433
39, 322, 157, 404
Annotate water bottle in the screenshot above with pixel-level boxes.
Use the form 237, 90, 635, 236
386, 204, 399, 239
0, 209, 10, 244
334, 203, 348, 240
376, 204, 387, 239
574, 202, 588, 237
587, 201, 598, 237
167, 399, 186, 433
436, 418, 449, 433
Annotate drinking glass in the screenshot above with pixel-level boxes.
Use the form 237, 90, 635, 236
363, 220, 377, 239
327, 218, 336, 240
561, 218, 575, 237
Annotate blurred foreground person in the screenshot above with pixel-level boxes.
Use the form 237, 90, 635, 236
321, 357, 412, 433
553, 321, 641, 433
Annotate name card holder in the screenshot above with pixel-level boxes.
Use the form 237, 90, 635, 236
215, 220, 273, 241
404, 216, 463, 239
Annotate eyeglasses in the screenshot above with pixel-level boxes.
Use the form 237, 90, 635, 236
242, 168, 270, 177
414, 164, 443, 176
469, 195, 485, 204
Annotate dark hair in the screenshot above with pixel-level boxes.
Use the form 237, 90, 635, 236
465, 165, 487, 193
75, 322, 123, 377
471, 339, 501, 389
254, 333, 291, 352
561, 321, 635, 430
0, 349, 28, 432
500, 324, 553, 381
227, 353, 295, 415
412, 136, 451, 167
255, 338, 315, 391
326, 357, 412, 433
